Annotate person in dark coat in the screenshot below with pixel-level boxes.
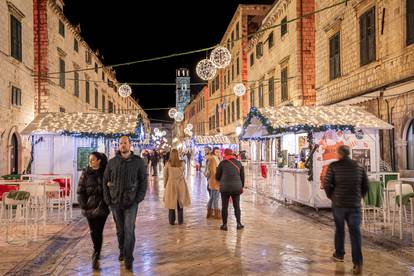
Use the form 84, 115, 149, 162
215, 148, 245, 231
150, 150, 159, 176
77, 152, 109, 270
324, 145, 368, 275
103, 136, 148, 272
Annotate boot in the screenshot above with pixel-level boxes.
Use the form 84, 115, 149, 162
92, 252, 99, 270
206, 208, 213, 219
214, 209, 221, 219
177, 208, 184, 225
168, 209, 176, 225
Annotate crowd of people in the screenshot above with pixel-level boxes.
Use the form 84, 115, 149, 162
76, 136, 367, 275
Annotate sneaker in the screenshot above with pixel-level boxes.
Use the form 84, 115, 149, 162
353, 265, 362, 275
119, 253, 125, 262
237, 223, 244, 230
331, 253, 344, 262
220, 224, 228, 231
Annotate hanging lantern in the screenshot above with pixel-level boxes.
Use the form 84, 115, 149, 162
209, 46, 231, 68
233, 83, 246, 97
118, 83, 132, 98
186, 123, 193, 130
168, 108, 177, 119
174, 112, 184, 122
162, 131, 167, 136
196, 59, 217, 81
154, 128, 160, 134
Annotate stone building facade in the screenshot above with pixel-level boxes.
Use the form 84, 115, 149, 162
247, 0, 316, 109
184, 85, 208, 138
0, 0, 144, 176
206, 4, 272, 137
315, 0, 414, 175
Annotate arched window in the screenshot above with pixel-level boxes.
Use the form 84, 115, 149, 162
10, 133, 18, 174
407, 119, 414, 169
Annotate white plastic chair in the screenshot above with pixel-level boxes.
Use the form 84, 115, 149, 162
45, 183, 63, 221
1, 192, 30, 245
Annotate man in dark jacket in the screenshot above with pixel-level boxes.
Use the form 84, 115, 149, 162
324, 145, 368, 275
103, 136, 147, 271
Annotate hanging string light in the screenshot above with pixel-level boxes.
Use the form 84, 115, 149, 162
174, 112, 184, 122
118, 83, 132, 97
196, 59, 217, 80
168, 108, 178, 119
186, 123, 193, 130
209, 46, 231, 68
233, 83, 246, 97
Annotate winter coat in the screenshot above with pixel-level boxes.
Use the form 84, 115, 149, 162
103, 151, 148, 209
215, 158, 245, 194
207, 156, 220, 190
324, 157, 369, 208
163, 162, 191, 209
77, 167, 109, 218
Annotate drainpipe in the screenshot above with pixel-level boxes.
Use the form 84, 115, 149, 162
300, 0, 304, 106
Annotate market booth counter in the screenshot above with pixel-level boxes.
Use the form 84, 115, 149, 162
21, 112, 149, 206
241, 106, 393, 209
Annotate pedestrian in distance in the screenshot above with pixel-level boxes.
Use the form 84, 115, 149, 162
150, 150, 160, 176
163, 149, 191, 225
205, 147, 221, 219
103, 136, 148, 272
77, 152, 110, 270
324, 145, 368, 275
215, 148, 245, 231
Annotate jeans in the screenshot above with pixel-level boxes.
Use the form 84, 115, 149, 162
207, 190, 220, 209
87, 215, 108, 255
152, 165, 158, 175
221, 193, 241, 225
111, 203, 139, 263
332, 207, 363, 265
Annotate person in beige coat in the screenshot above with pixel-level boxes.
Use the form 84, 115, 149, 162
205, 147, 221, 219
164, 149, 191, 225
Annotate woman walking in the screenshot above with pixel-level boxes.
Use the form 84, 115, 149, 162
205, 147, 221, 219
77, 152, 110, 270
215, 149, 245, 231
164, 149, 191, 225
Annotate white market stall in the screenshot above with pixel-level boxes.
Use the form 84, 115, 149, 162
241, 106, 393, 209
21, 112, 149, 204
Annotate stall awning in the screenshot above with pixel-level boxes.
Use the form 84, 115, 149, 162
21, 112, 149, 137
194, 135, 235, 145
242, 106, 393, 139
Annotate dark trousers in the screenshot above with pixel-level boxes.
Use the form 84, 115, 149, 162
221, 193, 241, 224
332, 207, 363, 265
111, 203, 139, 263
152, 164, 158, 175
87, 215, 108, 255
168, 201, 183, 224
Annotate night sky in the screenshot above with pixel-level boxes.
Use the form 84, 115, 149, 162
63, 0, 275, 122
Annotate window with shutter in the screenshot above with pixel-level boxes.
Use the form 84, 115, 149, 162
250, 86, 255, 107
360, 8, 376, 66
281, 68, 288, 101
59, 20, 65, 37
259, 83, 264, 107
10, 15, 22, 61
231, 101, 235, 122
281, 17, 288, 37
268, 32, 274, 49
408, 0, 414, 45
232, 63, 235, 80
102, 95, 106, 112
95, 89, 98, 108
236, 56, 240, 75
59, 58, 65, 88
329, 32, 341, 80
85, 81, 90, 103
236, 98, 240, 119
268, 77, 274, 106
250, 53, 254, 67
11, 86, 22, 106
74, 72, 79, 97
227, 106, 231, 124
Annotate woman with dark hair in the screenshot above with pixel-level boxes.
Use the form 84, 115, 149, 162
77, 152, 110, 270
163, 149, 191, 225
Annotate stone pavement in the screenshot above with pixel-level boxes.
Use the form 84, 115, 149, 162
2, 171, 414, 275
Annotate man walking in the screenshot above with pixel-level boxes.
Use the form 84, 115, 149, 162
324, 145, 368, 275
103, 136, 147, 271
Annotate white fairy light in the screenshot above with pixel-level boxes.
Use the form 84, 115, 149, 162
154, 128, 160, 134
174, 112, 184, 122
186, 123, 193, 130
209, 46, 231, 68
233, 83, 246, 97
118, 83, 132, 98
168, 108, 177, 119
162, 131, 167, 136
236, 126, 243, 135
196, 59, 217, 81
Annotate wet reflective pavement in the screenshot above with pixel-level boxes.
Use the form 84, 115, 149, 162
4, 171, 414, 275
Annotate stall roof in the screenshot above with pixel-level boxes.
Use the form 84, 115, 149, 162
194, 135, 235, 145
21, 112, 147, 136
242, 106, 393, 138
